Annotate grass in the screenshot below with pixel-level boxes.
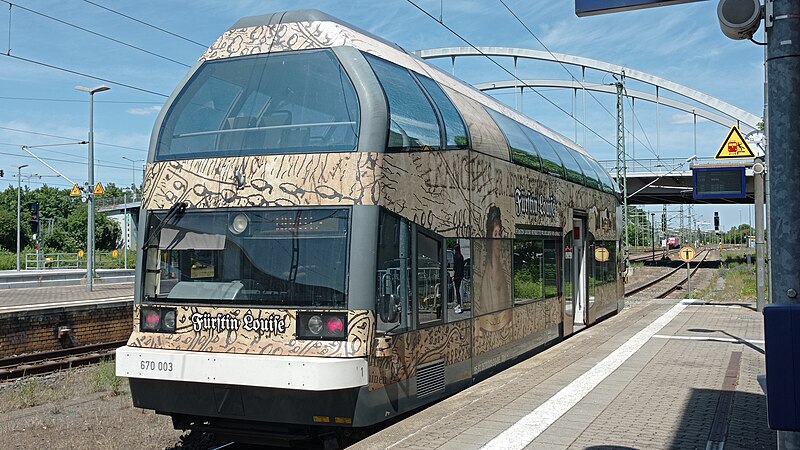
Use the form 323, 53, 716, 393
87, 358, 123, 396
0, 361, 128, 414
705, 248, 763, 302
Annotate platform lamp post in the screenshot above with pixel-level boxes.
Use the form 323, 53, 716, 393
13, 164, 29, 271
75, 85, 110, 292
651, 213, 656, 263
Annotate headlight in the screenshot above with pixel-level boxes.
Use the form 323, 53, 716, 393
307, 315, 324, 335
229, 213, 249, 235
162, 309, 177, 332
139, 307, 177, 333
296, 312, 347, 340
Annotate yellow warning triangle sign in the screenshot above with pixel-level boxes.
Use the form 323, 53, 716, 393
70, 184, 81, 197
93, 182, 105, 195
714, 125, 755, 160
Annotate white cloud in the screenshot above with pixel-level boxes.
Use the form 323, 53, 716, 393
126, 105, 162, 116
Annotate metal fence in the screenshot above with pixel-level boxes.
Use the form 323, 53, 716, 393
24, 251, 135, 270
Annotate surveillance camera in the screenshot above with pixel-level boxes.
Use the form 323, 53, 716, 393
717, 0, 762, 40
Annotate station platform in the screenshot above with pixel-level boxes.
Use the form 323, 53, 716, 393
351, 298, 773, 450
0, 281, 132, 313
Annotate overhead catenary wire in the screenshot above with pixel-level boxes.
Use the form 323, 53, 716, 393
0, 0, 191, 67
80, 0, 208, 48
0, 125, 148, 152
404, 0, 619, 151
0, 149, 134, 171
0, 96, 162, 104
0, 53, 169, 98
496, 0, 659, 159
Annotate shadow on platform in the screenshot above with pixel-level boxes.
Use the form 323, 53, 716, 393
670, 388, 774, 450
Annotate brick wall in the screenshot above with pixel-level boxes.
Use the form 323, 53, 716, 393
0, 301, 133, 358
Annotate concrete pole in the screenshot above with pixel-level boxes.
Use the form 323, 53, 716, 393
767, 2, 800, 446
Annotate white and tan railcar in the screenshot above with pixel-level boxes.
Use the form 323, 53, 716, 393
116, 9, 623, 445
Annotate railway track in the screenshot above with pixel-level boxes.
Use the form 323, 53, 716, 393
628, 248, 680, 262
0, 340, 127, 382
625, 248, 711, 298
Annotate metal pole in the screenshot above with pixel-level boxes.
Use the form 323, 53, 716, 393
15, 164, 28, 271
87, 91, 95, 291
767, 0, 800, 307
686, 261, 692, 299
123, 191, 128, 270
651, 213, 655, 262
767, 2, 800, 436
755, 159, 766, 312
77, 84, 109, 291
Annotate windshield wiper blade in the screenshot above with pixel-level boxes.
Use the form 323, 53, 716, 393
143, 200, 188, 249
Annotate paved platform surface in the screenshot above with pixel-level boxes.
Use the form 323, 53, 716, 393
0, 282, 133, 312
351, 298, 773, 450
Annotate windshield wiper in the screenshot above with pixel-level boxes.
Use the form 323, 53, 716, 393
143, 200, 188, 249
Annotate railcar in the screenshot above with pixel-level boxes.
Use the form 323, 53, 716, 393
116, 9, 624, 446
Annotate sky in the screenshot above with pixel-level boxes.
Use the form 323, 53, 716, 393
0, 0, 765, 231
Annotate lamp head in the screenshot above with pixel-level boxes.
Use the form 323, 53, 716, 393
75, 85, 111, 94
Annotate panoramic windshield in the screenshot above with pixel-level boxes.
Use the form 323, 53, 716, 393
156, 49, 360, 160
142, 208, 349, 308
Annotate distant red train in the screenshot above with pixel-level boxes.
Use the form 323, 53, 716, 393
667, 236, 681, 249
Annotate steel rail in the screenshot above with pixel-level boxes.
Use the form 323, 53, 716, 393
625, 248, 709, 297
0, 340, 127, 381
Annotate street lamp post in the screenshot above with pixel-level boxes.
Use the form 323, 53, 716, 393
13, 164, 29, 271
121, 156, 143, 192
75, 85, 110, 291
123, 190, 128, 269
651, 213, 656, 263
121, 157, 142, 270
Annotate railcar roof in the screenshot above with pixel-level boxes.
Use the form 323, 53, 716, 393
213, 9, 596, 161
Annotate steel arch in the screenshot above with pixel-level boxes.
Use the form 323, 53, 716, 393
416, 46, 760, 131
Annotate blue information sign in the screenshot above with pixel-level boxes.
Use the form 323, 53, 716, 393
692, 167, 746, 200
576, 0, 705, 17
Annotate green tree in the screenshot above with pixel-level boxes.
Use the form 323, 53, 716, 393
62, 206, 122, 251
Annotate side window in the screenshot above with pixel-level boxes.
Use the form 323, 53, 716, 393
364, 54, 441, 151
415, 74, 469, 149
513, 236, 561, 304
573, 151, 604, 191
486, 108, 541, 170
417, 230, 444, 324
521, 128, 567, 178
514, 238, 544, 303
552, 140, 586, 185
447, 239, 472, 320
376, 212, 412, 333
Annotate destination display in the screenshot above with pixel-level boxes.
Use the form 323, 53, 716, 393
693, 167, 746, 199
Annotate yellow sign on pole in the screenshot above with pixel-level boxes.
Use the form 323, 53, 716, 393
70, 184, 81, 197
594, 246, 610, 262
93, 182, 105, 195
678, 246, 696, 262
714, 125, 755, 160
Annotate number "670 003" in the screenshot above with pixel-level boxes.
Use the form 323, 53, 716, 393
140, 360, 173, 372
